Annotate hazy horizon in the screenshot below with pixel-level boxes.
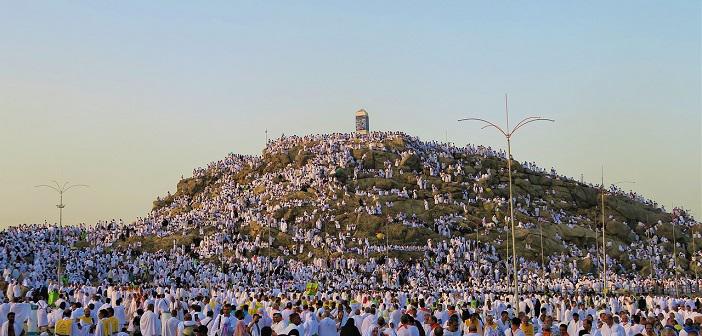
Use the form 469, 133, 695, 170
1, 1, 699, 228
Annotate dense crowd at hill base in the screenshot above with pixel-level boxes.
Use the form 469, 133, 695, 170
3, 281, 702, 336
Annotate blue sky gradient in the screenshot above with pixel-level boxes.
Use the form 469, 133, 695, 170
0, 1, 699, 227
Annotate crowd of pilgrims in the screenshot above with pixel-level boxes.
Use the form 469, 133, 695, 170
3, 284, 702, 336
1, 132, 700, 336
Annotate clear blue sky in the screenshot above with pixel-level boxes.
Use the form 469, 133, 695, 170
0, 1, 699, 227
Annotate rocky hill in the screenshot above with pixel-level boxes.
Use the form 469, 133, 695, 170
144, 132, 698, 277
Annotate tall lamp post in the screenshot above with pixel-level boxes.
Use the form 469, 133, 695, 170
673, 221, 678, 295
36, 181, 88, 284
459, 94, 554, 311
693, 226, 700, 292
599, 174, 634, 295
595, 227, 600, 274
539, 220, 545, 283
645, 226, 654, 282
671, 205, 679, 297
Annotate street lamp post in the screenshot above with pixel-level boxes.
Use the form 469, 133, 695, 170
693, 228, 700, 292
459, 94, 554, 311
672, 210, 679, 296
505, 209, 517, 288
36, 181, 88, 284
268, 218, 272, 288
595, 227, 600, 274
539, 221, 545, 283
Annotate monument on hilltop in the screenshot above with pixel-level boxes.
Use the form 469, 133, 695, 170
355, 109, 369, 134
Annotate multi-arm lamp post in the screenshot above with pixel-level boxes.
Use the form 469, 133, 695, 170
36, 181, 88, 284
459, 94, 554, 311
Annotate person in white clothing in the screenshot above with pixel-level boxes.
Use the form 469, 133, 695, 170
0, 312, 24, 336
318, 312, 337, 336
505, 318, 526, 336
271, 313, 288, 336
140, 304, 162, 336
397, 315, 414, 336
165, 310, 180, 336
567, 314, 583, 336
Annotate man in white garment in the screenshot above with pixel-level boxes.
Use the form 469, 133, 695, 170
505, 318, 526, 336
0, 300, 9, 328
271, 313, 288, 336
213, 304, 235, 336
0, 312, 24, 336
567, 313, 583, 336
141, 304, 161, 336
177, 313, 197, 336
281, 304, 294, 324
158, 296, 171, 336
318, 312, 336, 336
303, 311, 318, 336
390, 306, 403, 329
283, 313, 305, 336
360, 308, 376, 336
249, 314, 266, 336
114, 299, 127, 331
165, 310, 180, 336
596, 313, 626, 336
200, 312, 214, 332
351, 309, 367, 335
397, 315, 414, 336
